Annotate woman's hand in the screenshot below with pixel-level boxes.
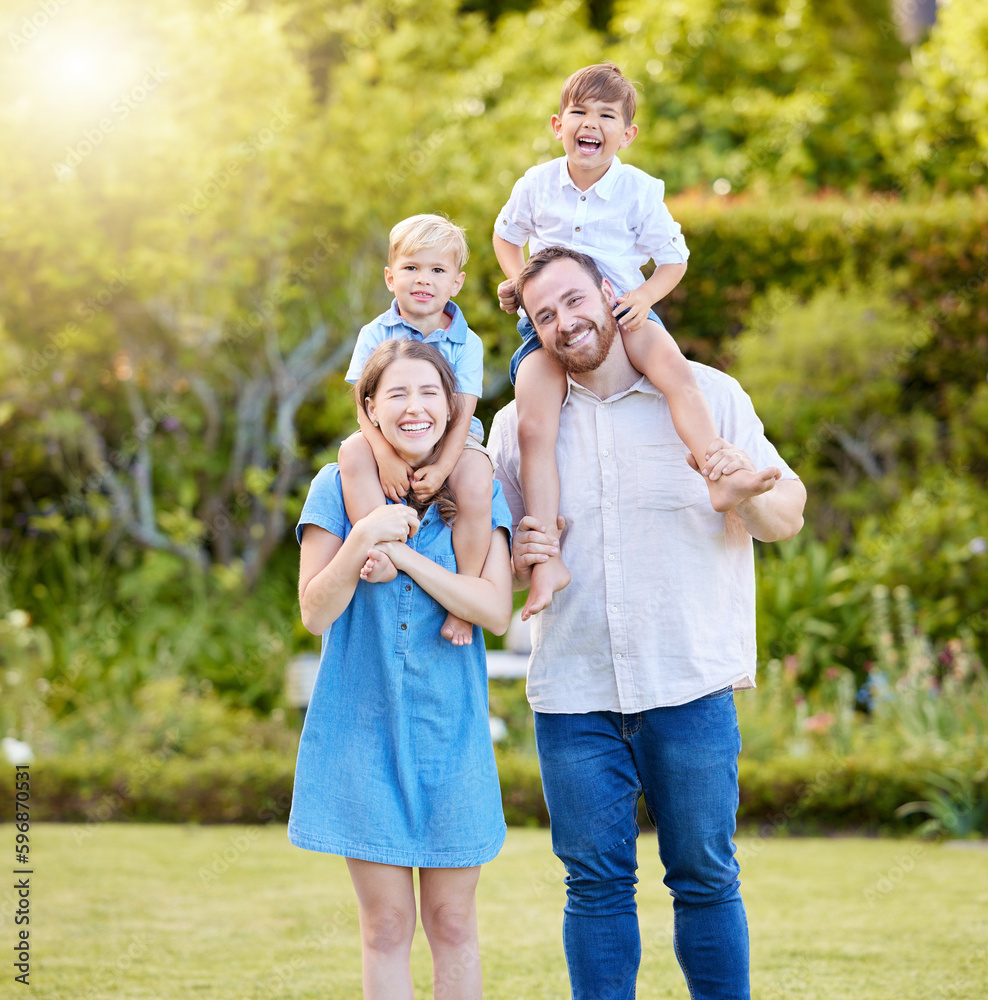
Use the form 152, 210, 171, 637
356, 504, 420, 547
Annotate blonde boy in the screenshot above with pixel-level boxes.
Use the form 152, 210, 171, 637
494, 62, 764, 620
338, 214, 493, 645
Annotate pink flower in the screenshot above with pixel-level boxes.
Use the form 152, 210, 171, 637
802, 712, 835, 733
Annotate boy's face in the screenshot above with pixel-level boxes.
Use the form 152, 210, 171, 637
551, 97, 637, 188
385, 248, 466, 334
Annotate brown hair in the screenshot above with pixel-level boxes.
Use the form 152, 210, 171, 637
353, 340, 462, 525
559, 62, 638, 126
516, 245, 606, 317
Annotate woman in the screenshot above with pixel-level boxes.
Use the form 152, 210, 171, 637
289, 339, 513, 1000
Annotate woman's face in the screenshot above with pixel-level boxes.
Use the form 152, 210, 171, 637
365, 357, 450, 467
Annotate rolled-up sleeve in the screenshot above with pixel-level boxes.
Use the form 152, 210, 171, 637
636, 181, 689, 265
717, 374, 798, 480
494, 172, 537, 248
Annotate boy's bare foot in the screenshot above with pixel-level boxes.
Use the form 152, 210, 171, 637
522, 556, 571, 621
360, 549, 398, 583
705, 467, 781, 513
441, 612, 474, 646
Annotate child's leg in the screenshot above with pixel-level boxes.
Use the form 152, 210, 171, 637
623, 320, 770, 513
338, 431, 396, 581
345, 859, 417, 1000
515, 348, 571, 620
443, 448, 494, 646
419, 866, 482, 1000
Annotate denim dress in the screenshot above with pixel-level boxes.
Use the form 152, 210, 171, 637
287, 465, 509, 867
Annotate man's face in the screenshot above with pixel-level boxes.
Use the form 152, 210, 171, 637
522, 258, 618, 374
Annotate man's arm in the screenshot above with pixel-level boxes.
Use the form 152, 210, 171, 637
687, 441, 805, 542
734, 479, 806, 542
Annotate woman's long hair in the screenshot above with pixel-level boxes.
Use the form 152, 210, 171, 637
353, 340, 462, 526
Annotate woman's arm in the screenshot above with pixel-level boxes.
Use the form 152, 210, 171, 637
373, 527, 513, 635
299, 505, 420, 635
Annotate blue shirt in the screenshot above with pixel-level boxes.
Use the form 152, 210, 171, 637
287, 464, 510, 866
346, 300, 486, 442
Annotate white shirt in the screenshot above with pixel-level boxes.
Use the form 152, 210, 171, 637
489, 364, 799, 714
494, 156, 689, 297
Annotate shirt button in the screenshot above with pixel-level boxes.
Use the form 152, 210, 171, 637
405, 585, 412, 592
400, 623, 407, 630
615, 653, 622, 659
612, 606, 619, 613
580, 195, 586, 201
673, 236, 678, 242
575, 226, 581, 232
608, 554, 615, 561
602, 449, 609, 457
605, 501, 613, 509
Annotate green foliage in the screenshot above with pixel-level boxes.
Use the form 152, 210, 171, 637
2, 0, 987, 786
613, 0, 907, 192
854, 482, 988, 659
668, 192, 988, 387
732, 277, 938, 538
877, 0, 988, 190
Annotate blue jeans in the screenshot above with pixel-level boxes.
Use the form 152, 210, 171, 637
534, 689, 749, 1000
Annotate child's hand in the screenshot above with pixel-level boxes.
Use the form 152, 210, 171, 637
613, 288, 652, 334
410, 463, 446, 502
377, 451, 414, 502
497, 278, 520, 314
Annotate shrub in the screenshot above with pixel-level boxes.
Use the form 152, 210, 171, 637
3, 744, 982, 836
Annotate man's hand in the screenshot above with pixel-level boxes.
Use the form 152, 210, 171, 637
377, 450, 415, 502
410, 463, 448, 502
497, 278, 521, 315
511, 515, 564, 588
687, 441, 781, 514
613, 286, 654, 334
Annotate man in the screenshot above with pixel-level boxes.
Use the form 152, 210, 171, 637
488, 246, 806, 1000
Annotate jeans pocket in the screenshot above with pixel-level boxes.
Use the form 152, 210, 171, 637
696, 685, 733, 700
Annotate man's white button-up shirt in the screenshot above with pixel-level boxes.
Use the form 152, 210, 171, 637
490, 364, 799, 714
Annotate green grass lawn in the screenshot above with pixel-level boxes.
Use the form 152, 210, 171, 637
8, 824, 988, 999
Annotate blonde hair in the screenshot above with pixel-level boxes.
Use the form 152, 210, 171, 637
560, 62, 638, 126
388, 214, 469, 272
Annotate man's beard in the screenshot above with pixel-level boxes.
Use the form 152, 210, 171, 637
542, 308, 618, 374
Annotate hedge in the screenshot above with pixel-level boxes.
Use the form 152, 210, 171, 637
660, 191, 988, 397
2, 749, 984, 836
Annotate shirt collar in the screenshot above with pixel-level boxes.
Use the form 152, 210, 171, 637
382, 299, 468, 343
563, 371, 658, 406
557, 155, 623, 200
